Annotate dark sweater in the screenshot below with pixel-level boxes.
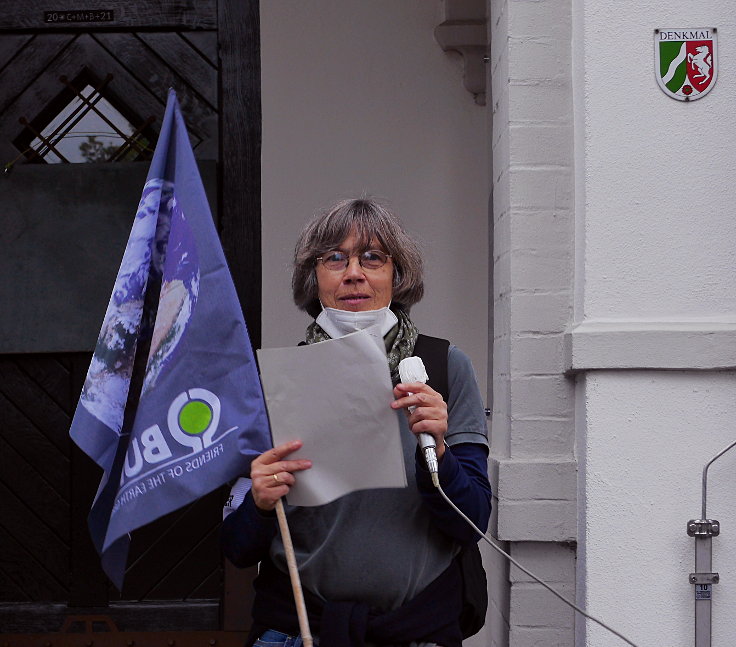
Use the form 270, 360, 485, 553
246, 554, 464, 647
222, 442, 491, 568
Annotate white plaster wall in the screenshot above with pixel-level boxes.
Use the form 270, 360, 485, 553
582, 2, 736, 321
260, 0, 489, 397
582, 372, 736, 646
578, 1, 736, 645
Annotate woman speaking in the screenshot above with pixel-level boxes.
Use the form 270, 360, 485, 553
221, 198, 492, 647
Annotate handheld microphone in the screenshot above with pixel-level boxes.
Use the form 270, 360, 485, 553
398, 356, 440, 487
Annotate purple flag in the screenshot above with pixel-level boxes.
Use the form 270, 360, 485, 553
69, 90, 271, 588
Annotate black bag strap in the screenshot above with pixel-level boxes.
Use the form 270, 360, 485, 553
412, 334, 450, 401
411, 333, 488, 639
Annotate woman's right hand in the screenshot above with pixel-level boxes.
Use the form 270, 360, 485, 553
250, 440, 312, 511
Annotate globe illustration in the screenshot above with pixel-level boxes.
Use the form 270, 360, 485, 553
80, 179, 200, 433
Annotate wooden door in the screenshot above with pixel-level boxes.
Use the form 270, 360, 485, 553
0, 0, 260, 637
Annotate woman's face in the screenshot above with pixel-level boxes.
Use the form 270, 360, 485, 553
316, 230, 394, 312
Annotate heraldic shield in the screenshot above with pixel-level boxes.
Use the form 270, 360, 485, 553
655, 28, 717, 101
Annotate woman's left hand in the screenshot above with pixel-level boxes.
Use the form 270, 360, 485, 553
391, 382, 448, 460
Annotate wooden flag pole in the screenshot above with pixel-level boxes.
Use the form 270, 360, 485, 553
275, 498, 313, 647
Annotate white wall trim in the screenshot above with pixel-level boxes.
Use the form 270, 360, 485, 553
565, 320, 736, 372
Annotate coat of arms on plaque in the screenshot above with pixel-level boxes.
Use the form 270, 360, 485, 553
655, 28, 717, 100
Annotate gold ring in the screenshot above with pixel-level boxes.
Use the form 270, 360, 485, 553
272, 473, 280, 482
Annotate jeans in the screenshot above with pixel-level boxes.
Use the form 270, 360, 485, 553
253, 629, 437, 647
253, 629, 318, 647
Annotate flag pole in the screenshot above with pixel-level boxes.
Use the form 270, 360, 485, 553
275, 499, 313, 647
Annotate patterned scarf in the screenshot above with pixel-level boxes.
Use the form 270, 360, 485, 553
304, 308, 419, 384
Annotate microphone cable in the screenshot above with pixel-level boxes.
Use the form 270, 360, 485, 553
434, 482, 642, 647
398, 355, 639, 645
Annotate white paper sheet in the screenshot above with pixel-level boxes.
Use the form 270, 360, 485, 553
256, 327, 407, 506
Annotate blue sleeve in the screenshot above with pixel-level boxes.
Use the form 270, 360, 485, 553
220, 491, 278, 567
415, 344, 492, 544
416, 442, 492, 544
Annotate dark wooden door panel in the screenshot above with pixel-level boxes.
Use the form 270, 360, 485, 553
0, 395, 68, 494
0, 480, 70, 597
123, 494, 223, 601
0, 34, 32, 71
0, 1, 218, 31
1, 36, 162, 164
136, 32, 219, 108
0, 360, 72, 454
0, 525, 68, 601
0, 355, 73, 603
1, 34, 218, 165
0, 353, 227, 619
0, 435, 70, 538
11, 355, 76, 414
0, 33, 75, 116
1, 161, 218, 355
91, 32, 217, 147
0, 0, 260, 633
180, 32, 218, 67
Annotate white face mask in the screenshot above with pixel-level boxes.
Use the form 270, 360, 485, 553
316, 305, 398, 339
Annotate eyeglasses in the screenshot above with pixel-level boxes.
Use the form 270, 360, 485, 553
316, 249, 392, 271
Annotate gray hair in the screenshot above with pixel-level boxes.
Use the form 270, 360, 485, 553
292, 198, 424, 317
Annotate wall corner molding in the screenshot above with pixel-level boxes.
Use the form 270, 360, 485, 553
434, 0, 488, 105
565, 320, 736, 372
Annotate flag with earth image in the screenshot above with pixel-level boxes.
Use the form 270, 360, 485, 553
69, 90, 271, 589
655, 28, 717, 101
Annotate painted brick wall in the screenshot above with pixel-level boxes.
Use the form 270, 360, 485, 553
489, 0, 577, 644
